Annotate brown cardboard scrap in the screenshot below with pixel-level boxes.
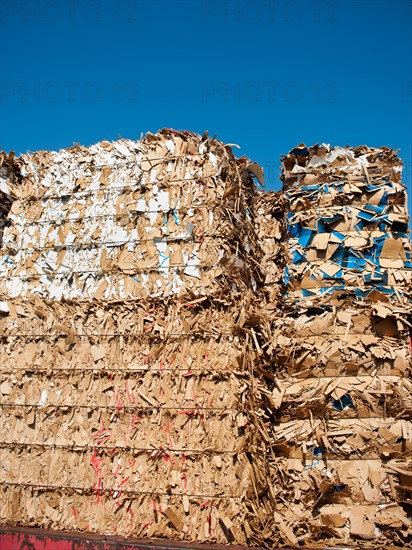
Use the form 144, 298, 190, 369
164, 507, 184, 532
349, 508, 376, 539
91, 345, 106, 362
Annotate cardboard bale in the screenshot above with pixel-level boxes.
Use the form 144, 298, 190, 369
0, 131, 268, 545
0, 130, 260, 301
249, 144, 412, 547
281, 144, 412, 306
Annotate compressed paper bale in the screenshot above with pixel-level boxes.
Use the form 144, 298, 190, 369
252, 146, 412, 545
0, 127, 268, 546
280, 144, 411, 306
0, 130, 260, 302
0, 296, 261, 543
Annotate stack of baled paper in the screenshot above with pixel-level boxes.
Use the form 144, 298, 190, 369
251, 144, 412, 547
0, 130, 267, 545
1, 136, 411, 549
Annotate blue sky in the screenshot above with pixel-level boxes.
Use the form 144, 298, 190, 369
1, 0, 411, 199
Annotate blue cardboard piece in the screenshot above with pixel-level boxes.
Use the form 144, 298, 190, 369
298, 229, 313, 248
293, 250, 306, 264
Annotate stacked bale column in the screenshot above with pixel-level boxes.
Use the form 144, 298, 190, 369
0, 131, 266, 545
253, 145, 412, 547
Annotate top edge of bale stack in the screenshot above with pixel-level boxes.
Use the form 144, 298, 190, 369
281, 143, 403, 189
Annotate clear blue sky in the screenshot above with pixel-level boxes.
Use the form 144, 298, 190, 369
1, 0, 411, 200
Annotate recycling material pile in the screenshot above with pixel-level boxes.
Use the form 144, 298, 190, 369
0, 297, 269, 544
1, 136, 411, 548
252, 145, 412, 547
0, 131, 268, 545
0, 129, 259, 301
281, 144, 412, 303
254, 301, 412, 546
